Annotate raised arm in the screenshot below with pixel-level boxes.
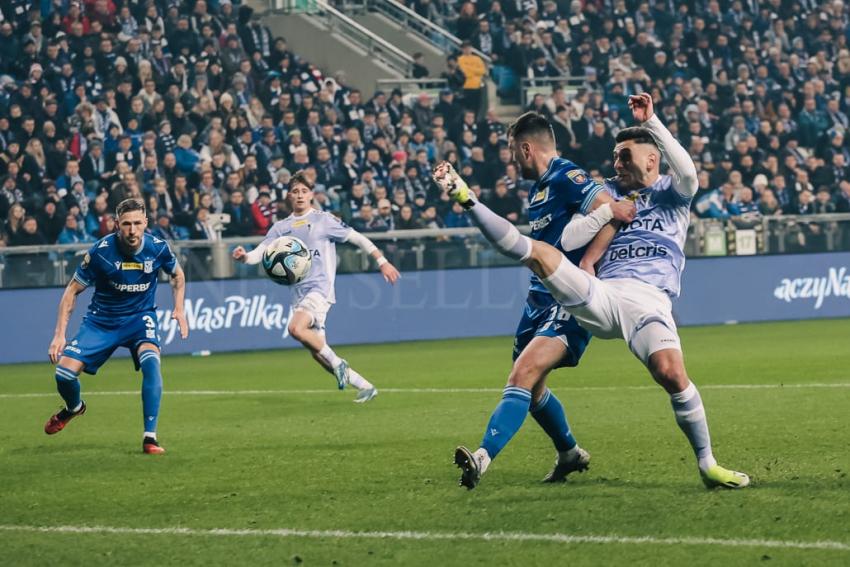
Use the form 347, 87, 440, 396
345, 229, 400, 284
630, 94, 698, 198
49, 280, 88, 364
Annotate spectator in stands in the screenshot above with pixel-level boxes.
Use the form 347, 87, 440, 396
57, 213, 94, 245
11, 216, 47, 246
352, 203, 387, 232
39, 200, 66, 244
190, 207, 218, 240
3, 203, 25, 244
411, 53, 429, 79
223, 189, 253, 237
457, 41, 486, 116
251, 190, 275, 235
487, 179, 523, 224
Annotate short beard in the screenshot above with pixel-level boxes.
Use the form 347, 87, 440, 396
520, 165, 538, 180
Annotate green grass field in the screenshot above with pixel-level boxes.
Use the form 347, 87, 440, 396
1, 319, 849, 566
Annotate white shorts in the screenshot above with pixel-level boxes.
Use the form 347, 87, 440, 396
293, 291, 332, 333
545, 261, 681, 364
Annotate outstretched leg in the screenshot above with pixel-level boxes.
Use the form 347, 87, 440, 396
288, 309, 377, 403
433, 162, 593, 307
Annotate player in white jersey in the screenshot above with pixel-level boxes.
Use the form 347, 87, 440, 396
434, 94, 750, 489
233, 172, 400, 402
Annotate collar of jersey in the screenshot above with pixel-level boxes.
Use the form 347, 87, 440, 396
538, 157, 561, 185
291, 210, 314, 220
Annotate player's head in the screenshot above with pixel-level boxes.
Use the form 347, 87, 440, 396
287, 171, 314, 214
115, 198, 147, 249
507, 112, 557, 180
613, 127, 661, 191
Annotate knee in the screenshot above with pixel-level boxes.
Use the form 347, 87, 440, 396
650, 355, 688, 391
287, 321, 307, 341
508, 360, 545, 390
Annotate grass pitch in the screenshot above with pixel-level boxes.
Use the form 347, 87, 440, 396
1, 319, 849, 566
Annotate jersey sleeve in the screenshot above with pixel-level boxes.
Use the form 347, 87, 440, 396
323, 214, 353, 243
554, 168, 605, 216
73, 243, 100, 288
158, 241, 179, 276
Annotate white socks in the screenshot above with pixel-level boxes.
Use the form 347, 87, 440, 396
473, 448, 492, 474
670, 382, 717, 472
347, 369, 373, 391
317, 344, 342, 368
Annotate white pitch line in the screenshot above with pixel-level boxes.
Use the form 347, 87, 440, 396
0, 524, 847, 552
1, 382, 850, 400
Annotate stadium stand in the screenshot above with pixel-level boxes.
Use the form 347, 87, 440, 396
0, 0, 848, 260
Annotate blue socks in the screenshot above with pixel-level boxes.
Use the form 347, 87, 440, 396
139, 350, 163, 436
55, 366, 81, 411
530, 388, 577, 452
480, 386, 532, 459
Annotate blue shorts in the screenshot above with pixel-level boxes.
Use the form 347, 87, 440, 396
62, 311, 161, 375
513, 291, 591, 368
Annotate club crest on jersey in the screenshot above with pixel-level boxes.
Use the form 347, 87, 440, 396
566, 169, 587, 184
530, 187, 549, 205
144, 260, 154, 273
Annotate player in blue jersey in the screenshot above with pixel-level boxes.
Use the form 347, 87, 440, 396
435, 112, 636, 489
45, 198, 189, 454
434, 94, 749, 489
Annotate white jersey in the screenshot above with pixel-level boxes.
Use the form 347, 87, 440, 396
596, 174, 692, 298
260, 209, 352, 303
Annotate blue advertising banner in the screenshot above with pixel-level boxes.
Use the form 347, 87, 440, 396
1, 253, 849, 364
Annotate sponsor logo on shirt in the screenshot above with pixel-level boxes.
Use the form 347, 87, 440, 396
607, 244, 668, 261
122, 262, 143, 270
109, 281, 152, 292
773, 266, 850, 310
293, 220, 308, 227
620, 218, 666, 232
530, 187, 549, 205
529, 213, 552, 232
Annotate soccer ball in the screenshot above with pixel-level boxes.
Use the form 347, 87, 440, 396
262, 236, 312, 285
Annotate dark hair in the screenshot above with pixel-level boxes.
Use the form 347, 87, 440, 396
116, 198, 146, 218
507, 112, 555, 145
289, 171, 313, 191
615, 127, 657, 146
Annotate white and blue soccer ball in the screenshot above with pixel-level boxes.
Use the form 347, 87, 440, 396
262, 236, 312, 285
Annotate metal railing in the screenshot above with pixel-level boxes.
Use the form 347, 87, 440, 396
2, 215, 849, 289
266, 0, 320, 13
308, 0, 415, 76
521, 76, 586, 108
367, 0, 492, 64
375, 77, 448, 102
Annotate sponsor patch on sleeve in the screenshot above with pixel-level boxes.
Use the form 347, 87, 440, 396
566, 169, 588, 184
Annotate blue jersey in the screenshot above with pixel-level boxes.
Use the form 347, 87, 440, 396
597, 175, 691, 297
73, 233, 179, 323
527, 157, 604, 294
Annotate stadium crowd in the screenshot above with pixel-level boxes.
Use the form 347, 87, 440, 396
0, 0, 849, 254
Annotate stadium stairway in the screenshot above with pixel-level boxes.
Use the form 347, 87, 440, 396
348, 10, 446, 82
